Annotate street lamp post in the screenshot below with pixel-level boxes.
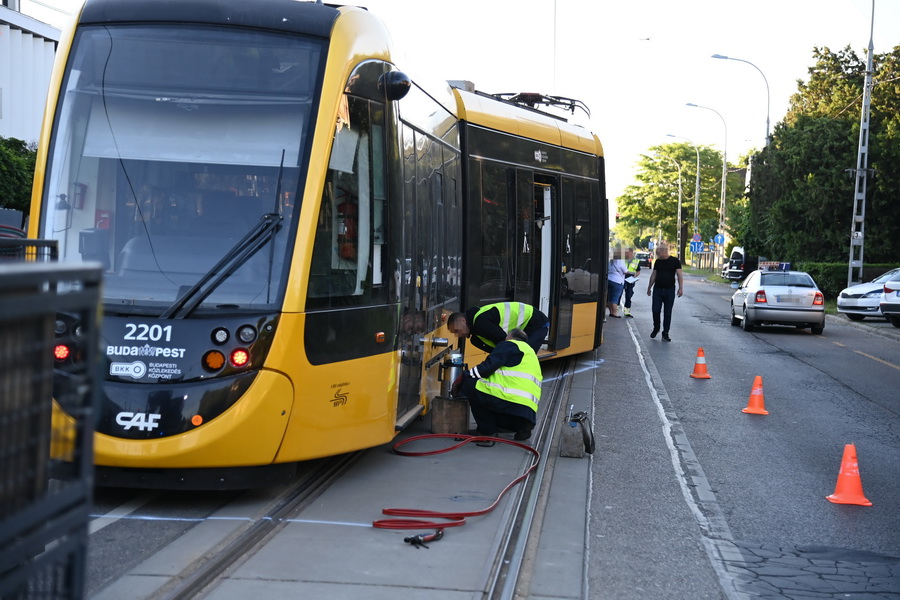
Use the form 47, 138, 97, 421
652, 153, 683, 259
686, 103, 728, 271
667, 134, 701, 265
711, 54, 770, 146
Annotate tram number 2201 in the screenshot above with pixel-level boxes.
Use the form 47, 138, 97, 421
124, 323, 173, 343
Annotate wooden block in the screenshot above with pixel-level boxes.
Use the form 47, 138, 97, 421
430, 395, 469, 434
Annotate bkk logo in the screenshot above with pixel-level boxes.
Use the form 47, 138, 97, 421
110, 361, 147, 379
116, 411, 161, 431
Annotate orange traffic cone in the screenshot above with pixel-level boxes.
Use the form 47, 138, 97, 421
742, 376, 768, 414
689, 347, 712, 379
826, 443, 872, 506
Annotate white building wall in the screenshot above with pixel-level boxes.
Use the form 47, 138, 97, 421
0, 9, 59, 144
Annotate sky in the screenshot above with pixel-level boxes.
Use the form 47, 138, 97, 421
20, 0, 900, 210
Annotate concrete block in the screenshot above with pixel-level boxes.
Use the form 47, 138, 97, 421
559, 421, 585, 458
430, 395, 469, 434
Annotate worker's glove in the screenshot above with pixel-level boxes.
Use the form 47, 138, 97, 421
450, 374, 464, 397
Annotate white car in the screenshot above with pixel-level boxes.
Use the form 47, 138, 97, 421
880, 276, 900, 328
837, 267, 900, 321
731, 269, 825, 334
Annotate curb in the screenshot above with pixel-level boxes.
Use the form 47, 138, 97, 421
825, 313, 900, 343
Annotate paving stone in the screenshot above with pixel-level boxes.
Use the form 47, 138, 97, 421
769, 556, 815, 567
803, 565, 838, 575
775, 575, 833, 593
753, 566, 813, 577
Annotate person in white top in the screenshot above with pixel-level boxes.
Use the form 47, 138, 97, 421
606, 250, 629, 318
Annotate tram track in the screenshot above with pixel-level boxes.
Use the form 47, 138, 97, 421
152, 451, 364, 600
485, 356, 576, 599
87, 356, 586, 599
86, 451, 365, 600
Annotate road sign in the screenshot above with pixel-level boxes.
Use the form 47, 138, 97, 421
714, 234, 725, 245
648, 241, 655, 249
692, 233, 702, 242
689, 241, 703, 253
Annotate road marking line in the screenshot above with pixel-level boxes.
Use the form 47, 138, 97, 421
833, 342, 846, 347
625, 320, 749, 599
89, 491, 162, 534
853, 350, 900, 371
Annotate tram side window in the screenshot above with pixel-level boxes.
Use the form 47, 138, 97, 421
307, 95, 387, 309
570, 178, 598, 301
479, 163, 510, 301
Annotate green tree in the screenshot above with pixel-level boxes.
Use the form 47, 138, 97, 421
615, 143, 743, 259
745, 45, 900, 263
0, 136, 37, 217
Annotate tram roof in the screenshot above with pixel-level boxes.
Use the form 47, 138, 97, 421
452, 88, 603, 158
80, 0, 339, 38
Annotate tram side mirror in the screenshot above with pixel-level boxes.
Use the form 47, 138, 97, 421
379, 71, 411, 101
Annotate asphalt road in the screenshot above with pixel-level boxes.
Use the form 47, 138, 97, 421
589, 273, 900, 599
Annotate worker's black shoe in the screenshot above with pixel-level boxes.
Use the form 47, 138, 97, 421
650, 327, 659, 338
662, 333, 671, 342
467, 429, 496, 447
514, 428, 532, 441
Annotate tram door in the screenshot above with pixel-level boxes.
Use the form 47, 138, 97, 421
516, 173, 572, 351
395, 124, 423, 425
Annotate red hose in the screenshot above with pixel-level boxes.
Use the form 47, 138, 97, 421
372, 433, 541, 530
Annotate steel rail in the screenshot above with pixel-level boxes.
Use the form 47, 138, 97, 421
485, 356, 576, 599
152, 451, 364, 600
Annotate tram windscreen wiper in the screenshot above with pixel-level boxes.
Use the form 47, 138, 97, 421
160, 213, 282, 319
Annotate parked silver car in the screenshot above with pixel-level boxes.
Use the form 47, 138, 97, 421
837, 267, 900, 321
730, 270, 825, 334
879, 275, 900, 328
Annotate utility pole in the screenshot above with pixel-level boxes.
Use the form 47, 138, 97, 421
847, 0, 875, 286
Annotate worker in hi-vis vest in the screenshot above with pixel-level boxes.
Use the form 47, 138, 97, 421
623, 248, 642, 318
450, 329, 542, 442
448, 302, 550, 354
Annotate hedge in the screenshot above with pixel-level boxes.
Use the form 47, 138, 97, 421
793, 262, 899, 299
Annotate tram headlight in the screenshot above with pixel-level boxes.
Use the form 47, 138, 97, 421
55, 319, 67, 335
236, 325, 257, 344
230, 349, 250, 367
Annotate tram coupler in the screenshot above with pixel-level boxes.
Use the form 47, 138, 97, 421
404, 529, 444, 549
560, 409, 595, 458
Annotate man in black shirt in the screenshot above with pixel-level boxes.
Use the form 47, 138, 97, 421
646, 243, 683, 341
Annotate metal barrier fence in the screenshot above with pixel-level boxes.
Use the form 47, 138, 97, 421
0, 262, 102, 600
0, 239, 59, 263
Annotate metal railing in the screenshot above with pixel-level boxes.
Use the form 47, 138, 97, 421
0, 261, 102, 600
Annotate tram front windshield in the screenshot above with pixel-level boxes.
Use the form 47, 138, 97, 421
40, 25, 324, 314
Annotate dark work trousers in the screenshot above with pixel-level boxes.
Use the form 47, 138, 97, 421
623, 281, 635, 309
651, 286, 677, 334
526, 322, 550, 353
459, 377, 535, 435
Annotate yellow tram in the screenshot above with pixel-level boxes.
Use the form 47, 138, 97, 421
30, 0, 607, 487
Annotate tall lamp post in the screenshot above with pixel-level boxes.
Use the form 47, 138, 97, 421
667, 134, 701, 265
686, 103, 728, 270
652, 153, 683, 259
711, 54, 770, 146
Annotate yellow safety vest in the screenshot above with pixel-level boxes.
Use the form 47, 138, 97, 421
627, 259, 641, 272
475, 340, 542, 412
474, 302, 534, 349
